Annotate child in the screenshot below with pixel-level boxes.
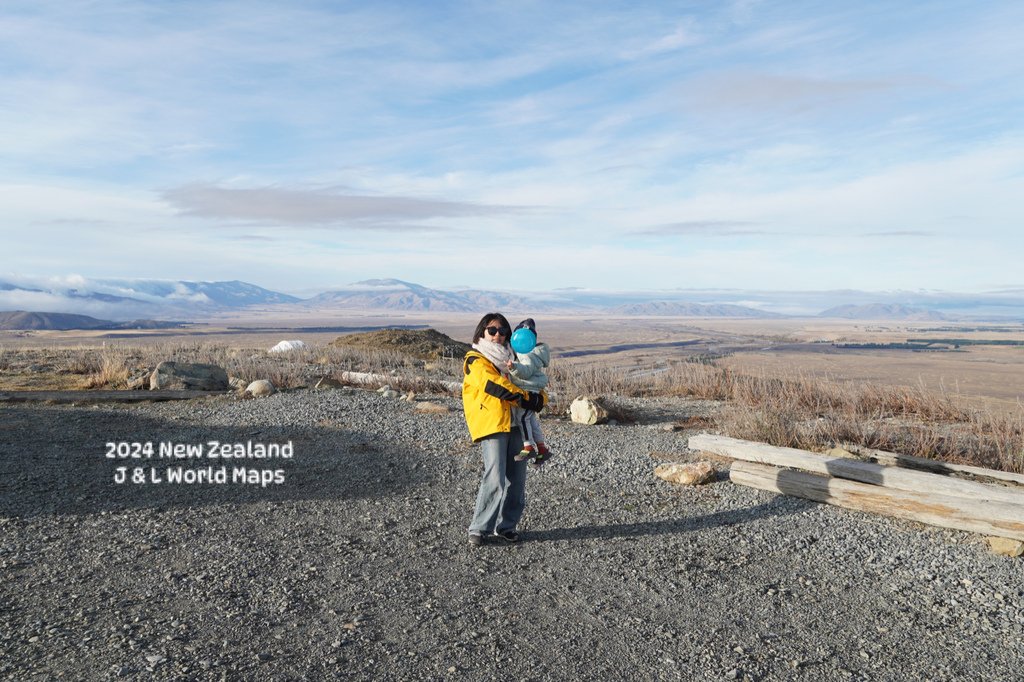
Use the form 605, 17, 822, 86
506, 318, 554, 468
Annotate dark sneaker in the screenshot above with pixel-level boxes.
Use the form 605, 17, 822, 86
468, 532, 484, 546
531, 449, 553, 469
514, 446, 536, 462
494, 529, 520, 543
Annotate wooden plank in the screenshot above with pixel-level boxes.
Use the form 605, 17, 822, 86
839, 442, 1024, 488
688, 434, 1024, 507
730, 460, 1024, 541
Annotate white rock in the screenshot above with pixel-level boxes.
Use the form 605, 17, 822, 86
268, 339, 306, 353
381, 389, 400, 399
246, 380, 275, 397
569, 396, 608, 425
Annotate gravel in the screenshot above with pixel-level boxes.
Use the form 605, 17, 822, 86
2, 387, 1023, 680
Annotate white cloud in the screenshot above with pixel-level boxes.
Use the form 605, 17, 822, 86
160, 184, 516, 228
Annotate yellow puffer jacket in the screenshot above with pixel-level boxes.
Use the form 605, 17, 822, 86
462, 350, 544, 442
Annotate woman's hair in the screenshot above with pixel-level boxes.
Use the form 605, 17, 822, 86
472, 312, 512, 345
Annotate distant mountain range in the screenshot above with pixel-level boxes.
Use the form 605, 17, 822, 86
818, 304, 947, 321
0, 311, 185, 331
1, 276, 1021, 324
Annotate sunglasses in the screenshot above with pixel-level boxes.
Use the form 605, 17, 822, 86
485, 326, 509, 337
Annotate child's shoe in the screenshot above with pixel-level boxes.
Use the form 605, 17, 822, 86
514, 444, 536, 462
531, 443, 553, 469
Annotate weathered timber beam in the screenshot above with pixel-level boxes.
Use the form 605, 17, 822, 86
839, 442, 1024, 487
730, 460, 1024, 541
688, 434, 1024, 507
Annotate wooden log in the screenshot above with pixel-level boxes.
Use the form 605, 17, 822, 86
688, 434, 1024, 507
839, 442, 1024, 487
730, 460, 1024, 541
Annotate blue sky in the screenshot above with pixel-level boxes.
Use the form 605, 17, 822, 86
2, 0, 1023, 295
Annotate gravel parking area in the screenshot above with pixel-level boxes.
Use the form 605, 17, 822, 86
2, 388, 1022, 680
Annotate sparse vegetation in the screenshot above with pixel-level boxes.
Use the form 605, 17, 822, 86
1, 333, 1021, 473
548, 359, 1024, 474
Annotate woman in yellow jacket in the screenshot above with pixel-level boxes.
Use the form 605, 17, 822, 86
463, 312, 545, 546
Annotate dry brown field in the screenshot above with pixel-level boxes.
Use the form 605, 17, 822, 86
2, 312, 1022, 414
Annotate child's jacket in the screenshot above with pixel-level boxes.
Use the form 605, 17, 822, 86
509, 342, 550, 392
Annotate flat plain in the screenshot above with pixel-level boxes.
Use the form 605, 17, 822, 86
3, 312, 1023, 414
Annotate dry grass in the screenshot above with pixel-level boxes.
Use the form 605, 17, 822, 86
3, 341, 1021, 473
549, 357, 1024, 474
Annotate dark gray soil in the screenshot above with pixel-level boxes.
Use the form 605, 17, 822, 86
1, 389, 1022, 680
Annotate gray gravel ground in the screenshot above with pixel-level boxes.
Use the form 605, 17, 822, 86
1, 387, 1023, 681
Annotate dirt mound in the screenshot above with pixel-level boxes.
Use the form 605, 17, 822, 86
331, 328, 471, 360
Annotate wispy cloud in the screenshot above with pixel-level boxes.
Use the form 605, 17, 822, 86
161, 184, 516, 229
620, 21, 701, 60
684, 72, 907, 114
860, 230, 936, 238
633, 221, 767, 237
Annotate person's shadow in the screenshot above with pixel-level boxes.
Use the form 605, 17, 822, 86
525, 497, 813, 543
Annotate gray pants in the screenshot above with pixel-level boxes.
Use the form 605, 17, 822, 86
511, 406, 545, 447
468, 429, 527, 535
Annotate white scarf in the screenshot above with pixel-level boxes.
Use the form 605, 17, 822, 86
472, 339, 513, 375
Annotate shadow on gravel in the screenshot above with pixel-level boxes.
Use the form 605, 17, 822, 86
526, 497, 813, 543
0, 405, 429, 518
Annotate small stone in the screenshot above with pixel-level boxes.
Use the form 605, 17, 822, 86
655, 461, 716, 486
725, 669, 739, 680
145, 655, 166, 666
257, 652, 273, 662
381, 389, 400, 399
246, 380, 275, 397
414, 402, 450, 414
448, 666, 457, 673
986, 537, 1024, 557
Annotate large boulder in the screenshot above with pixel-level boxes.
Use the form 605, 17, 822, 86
150, 361, 229, 391
569, 396, 609, 425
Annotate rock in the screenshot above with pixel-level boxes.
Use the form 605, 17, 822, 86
986, 537, 1024, 557
246, 380, 275, 397
654, 461, 715, 486
381, 389, 400, 399
149, 362, 229, 391
569, 396, 608, 425
268, 339, 306, 353
126, 373, 149, 390
315, 377, 344, 389
415, 402, 450, 414
228, 376, 248, 391
403, 391, 416, 402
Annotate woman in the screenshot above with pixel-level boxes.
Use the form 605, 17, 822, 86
462, 312, 545, 546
